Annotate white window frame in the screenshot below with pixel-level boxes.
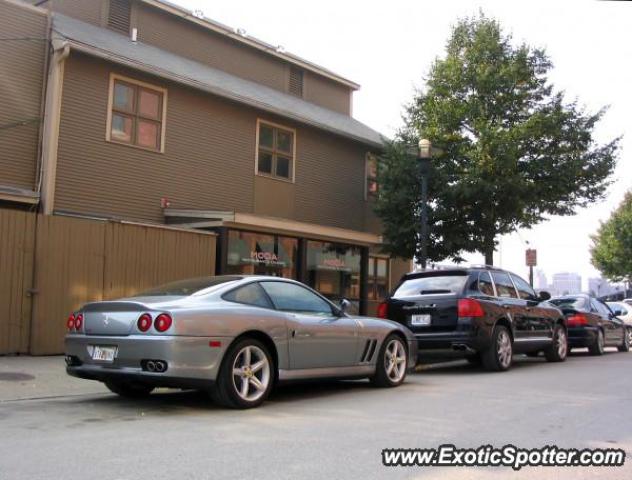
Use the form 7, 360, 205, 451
106, 73, 168, 153
255, 119, 297, 183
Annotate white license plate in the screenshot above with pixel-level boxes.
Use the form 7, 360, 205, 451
411, 314, 431, 326
91, 345, 117, 362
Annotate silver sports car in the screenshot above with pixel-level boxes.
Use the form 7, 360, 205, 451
65, 276, 417, 408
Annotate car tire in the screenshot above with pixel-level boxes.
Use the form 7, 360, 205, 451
104, 380, 154, 398
481, 325, 513, 372
211, 338, 274, 409
617, 328, 630, 352
544, 324, 568, 362
370, 334, 408, 388
588, 329, 605, 356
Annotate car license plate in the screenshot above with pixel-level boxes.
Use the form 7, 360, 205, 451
411, 314, 431, 326
91, 345, 117, 362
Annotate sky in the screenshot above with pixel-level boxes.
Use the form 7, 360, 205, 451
172, 0, 630, 289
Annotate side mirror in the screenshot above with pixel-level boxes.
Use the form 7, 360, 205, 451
538, 291, 551, 301
338, 298, 351, 315
613, 309, 623, 317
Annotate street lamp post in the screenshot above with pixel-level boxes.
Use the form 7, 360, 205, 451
418, 139, 432, 270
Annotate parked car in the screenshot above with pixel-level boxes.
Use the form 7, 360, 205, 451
607, 301, 632, 345
378, 266, 567, 371
65, 276, 416, 409
549, 295, 630, 355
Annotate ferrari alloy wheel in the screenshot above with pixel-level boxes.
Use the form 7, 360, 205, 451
370, 334, 408, 388
212, 338, 274, 409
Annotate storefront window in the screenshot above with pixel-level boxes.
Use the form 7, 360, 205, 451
306, 241, 361, 308
226, 230, 297, 279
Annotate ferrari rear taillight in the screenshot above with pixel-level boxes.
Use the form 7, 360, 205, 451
567, 313, 588, 327
458, 298, 484, 318
377, 302, 388, 319
154, 314, 173, 332
67, 313, 75, 331
137, 313, 152, 332
74, 313, 83, 330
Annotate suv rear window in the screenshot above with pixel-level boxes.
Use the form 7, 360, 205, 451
393, 274, 467, 298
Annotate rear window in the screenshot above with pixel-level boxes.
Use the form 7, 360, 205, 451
393, 274, 467, 298
550, 297, 588, 310
138, 276, 241, 297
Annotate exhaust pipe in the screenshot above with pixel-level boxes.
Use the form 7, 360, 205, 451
154, 361, 166, 373
146, 360, 156, 372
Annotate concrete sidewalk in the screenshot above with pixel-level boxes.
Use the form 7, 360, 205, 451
0, 355, 107, 402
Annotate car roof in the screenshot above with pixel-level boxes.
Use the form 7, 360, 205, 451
402, 265, 515, 279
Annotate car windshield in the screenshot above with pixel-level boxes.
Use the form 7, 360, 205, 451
550, 296, 587, 310
393, 273, 467, 298
138, 276, 242, 297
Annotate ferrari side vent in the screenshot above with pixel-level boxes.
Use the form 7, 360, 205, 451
359, 339, 371, 362
365, 339, 378, 363
360, 339, 378, 363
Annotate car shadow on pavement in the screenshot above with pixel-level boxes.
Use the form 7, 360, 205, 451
413, 356, 555, 375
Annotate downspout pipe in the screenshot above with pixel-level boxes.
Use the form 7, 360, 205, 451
40, 38, 69, 215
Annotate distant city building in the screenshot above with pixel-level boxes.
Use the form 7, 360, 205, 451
535, 269, 548, 291
551, 272, 582, 296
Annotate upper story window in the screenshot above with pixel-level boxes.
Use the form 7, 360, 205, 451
108, 0, 131, 34
107, 74, 167, 153
256, 120, 295, 182
365, 153, 379, 199
289, 66, 304, 97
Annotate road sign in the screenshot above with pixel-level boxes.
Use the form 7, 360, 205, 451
526, 249, 537, 267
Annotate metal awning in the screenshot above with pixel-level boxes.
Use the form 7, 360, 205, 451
164, 209, 382, 247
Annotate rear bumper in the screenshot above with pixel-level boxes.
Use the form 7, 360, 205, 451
568, 326, 598, 348
414, 327, 491, 355
65, 334, 232, 388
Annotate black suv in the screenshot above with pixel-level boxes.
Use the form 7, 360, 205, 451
378, 266, 567, 371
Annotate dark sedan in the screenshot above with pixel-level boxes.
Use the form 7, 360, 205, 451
549, 294, 630, 355
379, 266, 568, 371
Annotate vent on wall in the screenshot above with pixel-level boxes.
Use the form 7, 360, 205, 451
108, 0, 131, 34
289, 66, 304, 97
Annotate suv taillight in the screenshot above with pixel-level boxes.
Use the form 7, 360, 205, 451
458, 298, 484, 318
377, 302, 388, 319
567, 314, 587, 327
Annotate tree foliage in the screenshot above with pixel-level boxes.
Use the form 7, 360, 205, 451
375, 13, 619, 264
591, 191, 632, 284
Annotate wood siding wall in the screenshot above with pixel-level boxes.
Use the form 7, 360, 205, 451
46, 0, 107, 26
0, 209, 35, 354
134, 3, 352, 115
0, 209, 216, 355
0, 0, 48, 191
42, 0, 352, 114
54, 54, 377, 232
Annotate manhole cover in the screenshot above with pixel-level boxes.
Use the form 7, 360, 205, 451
0, 372, 35, 382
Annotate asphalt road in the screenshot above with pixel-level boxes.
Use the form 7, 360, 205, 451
0, 349, 631, 480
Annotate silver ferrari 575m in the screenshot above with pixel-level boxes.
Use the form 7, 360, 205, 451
65, 276, 416, 408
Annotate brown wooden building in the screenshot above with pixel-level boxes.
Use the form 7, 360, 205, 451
0, 0, 411, 353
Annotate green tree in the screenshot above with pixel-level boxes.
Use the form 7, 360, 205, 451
375, 13, 619, 265
591, 191, 632, 287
